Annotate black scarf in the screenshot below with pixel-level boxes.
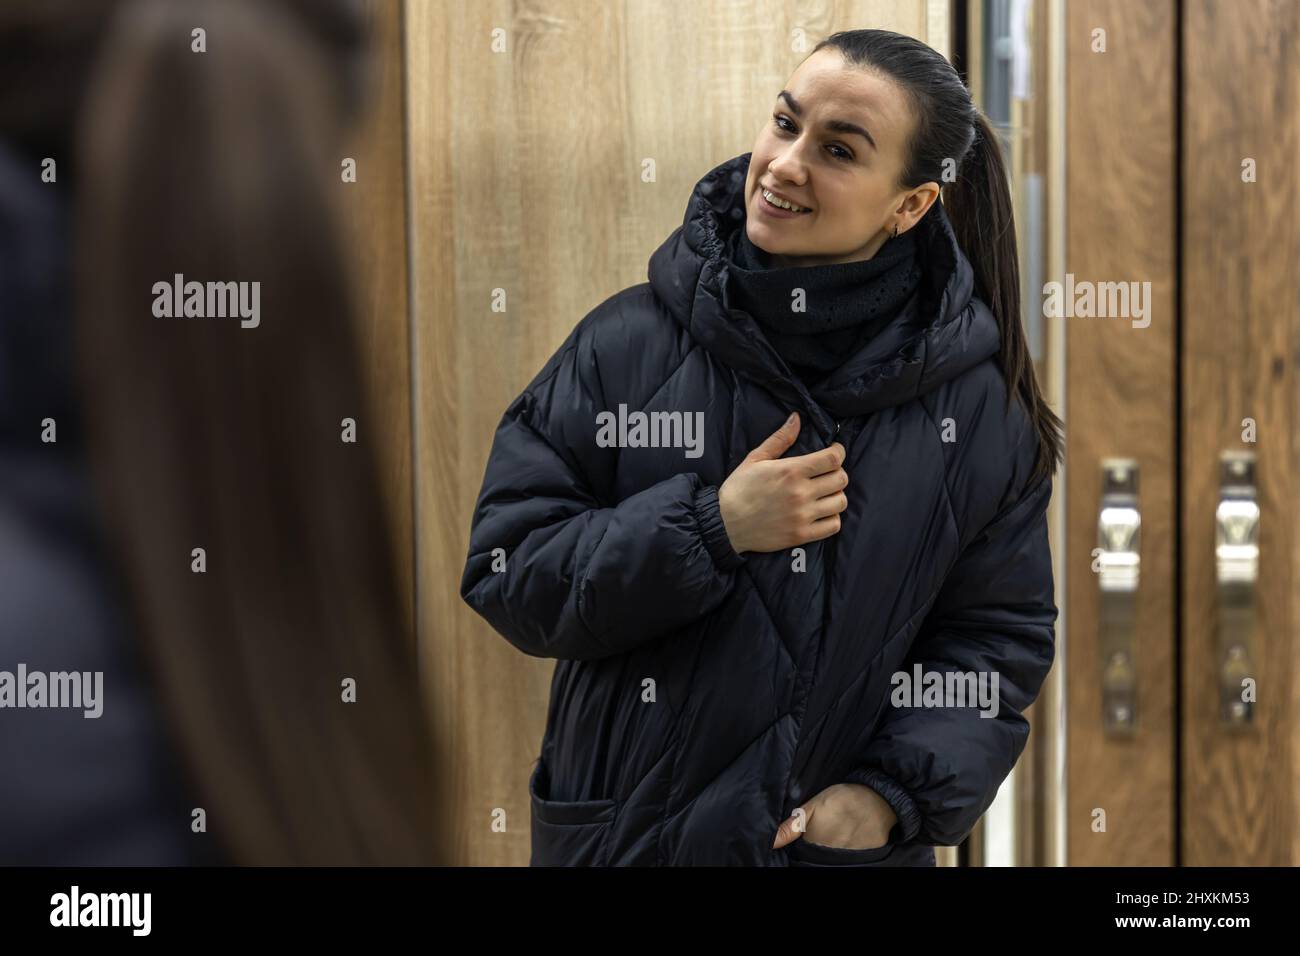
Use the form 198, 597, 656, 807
724, 223, 923, 386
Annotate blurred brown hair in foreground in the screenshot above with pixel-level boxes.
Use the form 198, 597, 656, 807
0, 0, 440, 864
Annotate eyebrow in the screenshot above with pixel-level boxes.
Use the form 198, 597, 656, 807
778, 90, 877, 150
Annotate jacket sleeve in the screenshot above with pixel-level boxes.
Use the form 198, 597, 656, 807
459, 332, 746, 662
844, 469, 1058, 847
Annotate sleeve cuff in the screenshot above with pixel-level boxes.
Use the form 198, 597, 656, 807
693, 484, 746, 572
845, 766, 923, 845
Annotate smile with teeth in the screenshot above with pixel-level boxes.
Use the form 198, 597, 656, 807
761, 188, 811, 213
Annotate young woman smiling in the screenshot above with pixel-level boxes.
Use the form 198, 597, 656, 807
462, 28, 1062, 867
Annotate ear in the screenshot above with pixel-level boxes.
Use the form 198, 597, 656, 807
896, 182, 941, 232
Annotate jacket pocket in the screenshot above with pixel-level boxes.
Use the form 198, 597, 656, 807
528, 758, 618, 866
786, 836, 895, 867
786, 838, 938, 867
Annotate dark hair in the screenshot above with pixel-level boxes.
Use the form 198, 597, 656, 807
0, 0, 439, 863
811, 29, 1063, 487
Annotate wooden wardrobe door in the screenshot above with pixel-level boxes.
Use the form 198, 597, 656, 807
1065, 0, 1178, 866
1181, 0, 1300, 866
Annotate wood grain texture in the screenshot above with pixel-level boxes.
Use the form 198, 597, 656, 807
404, 0, 948, 866
1182, 0, 1298, 866
1012, 0, 1060, 868
1065, 0, 1177, 866
343, 0, 416, 646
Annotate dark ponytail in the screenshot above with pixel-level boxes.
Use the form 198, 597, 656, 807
812, 31, 1063, 487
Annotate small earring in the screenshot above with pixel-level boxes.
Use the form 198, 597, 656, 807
891, 223, 900, 239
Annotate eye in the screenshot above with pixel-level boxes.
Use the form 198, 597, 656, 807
771, 114, 854, 162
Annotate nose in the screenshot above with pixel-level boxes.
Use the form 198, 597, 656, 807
767, 143, 809, 186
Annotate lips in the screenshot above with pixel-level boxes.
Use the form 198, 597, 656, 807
760, 184, 812, 212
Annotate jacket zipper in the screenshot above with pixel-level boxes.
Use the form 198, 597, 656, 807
781, 415, 855, 817
811, 416, 854, 686
815, 415, 851, 624
823, 417, 847, 631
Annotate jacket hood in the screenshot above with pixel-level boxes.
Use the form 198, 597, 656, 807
647, 152, 1000, 438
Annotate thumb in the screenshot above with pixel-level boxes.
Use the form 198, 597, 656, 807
772, 807, 808, 849
746, 411, 800, 463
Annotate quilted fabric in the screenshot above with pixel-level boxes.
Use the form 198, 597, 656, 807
460, 152, 1057, 866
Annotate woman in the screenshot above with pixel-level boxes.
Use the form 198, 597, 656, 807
461, 29, 1062, 867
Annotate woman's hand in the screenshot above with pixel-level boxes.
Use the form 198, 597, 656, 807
772, 783, 898, 850
717, 412, 848, 554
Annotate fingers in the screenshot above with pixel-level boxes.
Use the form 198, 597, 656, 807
772, 807, 810, 849
791, 441, 845, 477
745, 411, 802, 463
734, 415, 851, 553
803, 513, 843, 542
806, 465, 849, 499
772, 816, 797, 849
806, 491, 848, 522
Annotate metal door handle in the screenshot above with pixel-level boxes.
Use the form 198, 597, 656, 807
1098, 458, 1140, 736
1216, 451, 1258, 728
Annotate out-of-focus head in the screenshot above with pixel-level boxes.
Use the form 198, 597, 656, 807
0, 0, 439, 865
0, 0, 369, 163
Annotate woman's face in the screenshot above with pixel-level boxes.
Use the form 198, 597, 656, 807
743, 48, 940, 267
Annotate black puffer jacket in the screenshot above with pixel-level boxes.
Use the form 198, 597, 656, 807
460, 151, 1057, 867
